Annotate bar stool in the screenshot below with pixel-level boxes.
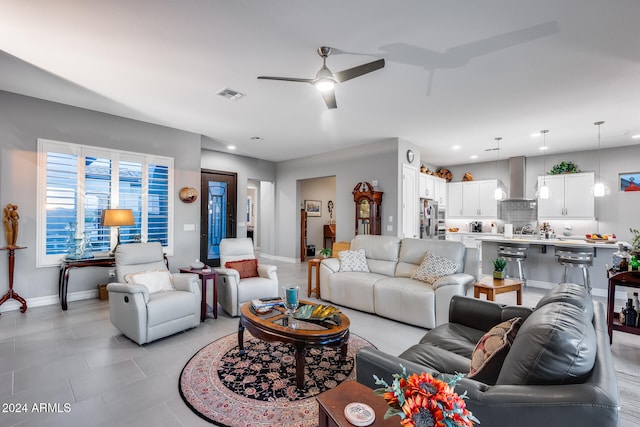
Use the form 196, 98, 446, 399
497, 242, 530, 286
554, 245, 594, 292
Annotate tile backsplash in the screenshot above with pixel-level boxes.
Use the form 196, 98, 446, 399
499, 200, 538, 231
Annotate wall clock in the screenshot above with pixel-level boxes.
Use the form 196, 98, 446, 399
406, 149, 415, 164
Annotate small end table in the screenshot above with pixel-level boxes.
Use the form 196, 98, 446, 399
307, 258, 321, 298
474, 275, 523, 305
179, 267, 218, 322
316, 380, 399, 427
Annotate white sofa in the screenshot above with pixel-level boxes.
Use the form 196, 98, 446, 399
319, 235, 475, 329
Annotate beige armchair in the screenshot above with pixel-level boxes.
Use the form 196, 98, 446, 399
215, 237, 279, 316
107, 242, 201, 344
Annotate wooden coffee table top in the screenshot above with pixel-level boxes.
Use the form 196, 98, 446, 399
240, 300, 350, 343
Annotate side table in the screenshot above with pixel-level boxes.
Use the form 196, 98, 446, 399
473, 275, 522, 305
307, 258, 321, 298
607, 271, 640, 344
179, 267, 218, 321
0, 246, 28, 313
316, 380, 399, 427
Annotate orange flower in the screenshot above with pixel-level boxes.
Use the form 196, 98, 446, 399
400, 393, 443, 427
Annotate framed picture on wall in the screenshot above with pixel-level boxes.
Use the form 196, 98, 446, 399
304, 200, 322, 217
619, 172, 640, 192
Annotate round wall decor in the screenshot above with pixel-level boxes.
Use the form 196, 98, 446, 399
179, 187, 198, 203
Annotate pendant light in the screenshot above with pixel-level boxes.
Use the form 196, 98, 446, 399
593, 121, 606, 197
493, 137, 506, 200
538, 130, 550, 199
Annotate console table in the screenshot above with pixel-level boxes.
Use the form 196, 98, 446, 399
58, 257, 116, 310
0, 246, 28, 313
607, 271, 640, 344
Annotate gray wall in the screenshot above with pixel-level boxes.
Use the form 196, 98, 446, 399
445, 145, 640, 243
300, 176, 336, 257
200, 140, 277, 255
276, 138, 399, 260
0, 90, 201, 306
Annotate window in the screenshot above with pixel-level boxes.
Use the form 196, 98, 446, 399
37, 139, 174, 267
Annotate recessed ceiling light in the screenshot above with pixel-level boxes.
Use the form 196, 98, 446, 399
227, 145, 236, 150
632, 134, 640, 139
530, 132, 541, 138
452, 145, 461, 150
539, 146, 549, 151
470, 155, 478, 159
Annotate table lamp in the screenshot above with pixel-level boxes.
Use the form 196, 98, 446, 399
100, 209, 135, 256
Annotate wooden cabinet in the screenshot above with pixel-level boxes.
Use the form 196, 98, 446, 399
353, 182, 383, 235
537, 172, 594, 219
448, 180, 498, 218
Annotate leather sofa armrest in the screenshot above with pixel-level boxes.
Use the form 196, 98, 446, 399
356, 347, 442, 389
172, 273, 200, 294
432, 273, 474, 291
106, 282, 150, 304
215, 267, 240, 282
257, 264, 278, 282
320, 257, 340, 273
448, 296, 534, 332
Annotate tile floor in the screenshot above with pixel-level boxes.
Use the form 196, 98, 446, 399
0, 258, 638, 426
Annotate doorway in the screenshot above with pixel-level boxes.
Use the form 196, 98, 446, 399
200, 170, 237, 266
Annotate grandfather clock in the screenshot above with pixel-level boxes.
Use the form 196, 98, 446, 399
353, 182, 383, 235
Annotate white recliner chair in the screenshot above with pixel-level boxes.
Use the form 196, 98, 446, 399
215, 237, 279, 316
107, 242, 201, 345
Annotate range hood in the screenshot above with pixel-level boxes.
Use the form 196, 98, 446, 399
504, 156, 535, 201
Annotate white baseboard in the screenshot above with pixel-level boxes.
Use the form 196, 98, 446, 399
0, 289, 98, 313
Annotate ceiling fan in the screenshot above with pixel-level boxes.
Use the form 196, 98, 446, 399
257, 46, 385, 109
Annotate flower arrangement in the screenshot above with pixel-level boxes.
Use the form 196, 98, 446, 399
373, 366, 479, 427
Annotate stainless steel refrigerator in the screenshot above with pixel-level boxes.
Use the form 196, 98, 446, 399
420, 199, 446, 239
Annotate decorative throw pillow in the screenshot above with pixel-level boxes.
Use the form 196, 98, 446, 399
126, 270, 174, 294
225, 258, 259, 279
338, 249, 370, 272
468, 317, 522, 384
411, 252, 460, 284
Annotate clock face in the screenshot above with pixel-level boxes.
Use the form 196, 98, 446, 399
406, 149, 414, 163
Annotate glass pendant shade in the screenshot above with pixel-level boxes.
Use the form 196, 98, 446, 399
594, 182, 605, 197
538, 185, 550, 199
593, 121, 606, 197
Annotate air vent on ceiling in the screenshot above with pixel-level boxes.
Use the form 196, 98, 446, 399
216, 87, 245, 101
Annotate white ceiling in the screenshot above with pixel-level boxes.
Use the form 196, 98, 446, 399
1, 0, 639, 165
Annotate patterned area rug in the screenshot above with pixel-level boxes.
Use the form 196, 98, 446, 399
179, 332, 374, 426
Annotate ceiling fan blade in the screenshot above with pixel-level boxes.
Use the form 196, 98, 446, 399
257, 76, 314, 83
320, 89, 337, 109
333, 58, 385, 83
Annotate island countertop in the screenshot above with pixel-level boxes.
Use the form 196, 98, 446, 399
476, 235, 630, 249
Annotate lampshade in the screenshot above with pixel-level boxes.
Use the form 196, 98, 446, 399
100, 209, 135, 227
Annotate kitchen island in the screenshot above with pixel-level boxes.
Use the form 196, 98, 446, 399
478, 236, 629, 297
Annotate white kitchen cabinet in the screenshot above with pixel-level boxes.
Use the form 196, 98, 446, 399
537, 172, 594, 219
435, 177, 447, 206
461, 180, 498, 218
447, 182, 464, 217
419, 173, 436, 199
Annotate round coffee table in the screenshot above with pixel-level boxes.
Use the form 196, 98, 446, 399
238, 300, 350, 389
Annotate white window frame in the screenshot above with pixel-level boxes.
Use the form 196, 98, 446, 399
36, 138, 174, 267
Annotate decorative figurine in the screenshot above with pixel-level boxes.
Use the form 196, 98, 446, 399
3, 204, 19, 248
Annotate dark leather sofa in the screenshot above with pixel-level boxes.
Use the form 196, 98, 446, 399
356, 283, 620, 426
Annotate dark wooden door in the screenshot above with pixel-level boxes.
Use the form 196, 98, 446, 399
200, 170, 237, 266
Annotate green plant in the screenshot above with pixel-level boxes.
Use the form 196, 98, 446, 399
549, 161, 580, 175
319, 247, 332, 257
492, 258, 507, 272
630, 228, 640, 253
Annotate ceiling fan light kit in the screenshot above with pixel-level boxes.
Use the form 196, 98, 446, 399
257, 46, 385, 109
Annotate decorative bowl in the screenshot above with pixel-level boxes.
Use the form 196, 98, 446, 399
190, 260, 205, 269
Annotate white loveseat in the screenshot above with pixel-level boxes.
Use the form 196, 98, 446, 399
319, 235, 475, 329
